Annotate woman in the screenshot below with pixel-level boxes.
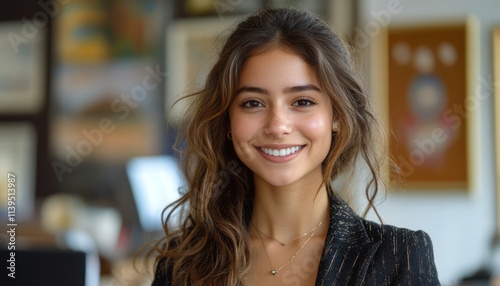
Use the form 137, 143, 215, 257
152, 8, 440, 286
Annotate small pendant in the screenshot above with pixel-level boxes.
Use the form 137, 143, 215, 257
271, 269, 277, 275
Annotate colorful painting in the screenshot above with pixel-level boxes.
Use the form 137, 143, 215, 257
385, 21, 474, 189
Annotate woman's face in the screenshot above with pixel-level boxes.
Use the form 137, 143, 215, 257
229, 47, 338, 188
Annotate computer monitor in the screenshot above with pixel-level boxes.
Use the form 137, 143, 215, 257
1, 249, 91, 286
125, 156, 185, 233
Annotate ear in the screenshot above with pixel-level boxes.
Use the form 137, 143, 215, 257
332, 120, 339, 133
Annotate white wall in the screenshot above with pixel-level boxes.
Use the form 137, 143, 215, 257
356, 0, 500, 284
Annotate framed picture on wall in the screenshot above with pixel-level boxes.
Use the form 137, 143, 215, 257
494, 26, 500, 226
373, 19, 477, 190
166, 16, 241, 124
0, 21, 45, 114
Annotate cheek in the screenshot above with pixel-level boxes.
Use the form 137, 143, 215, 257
299, 113, 332, 141
231, 115, 254, 141
230, 114, 258, 156
232, 136, 257, 165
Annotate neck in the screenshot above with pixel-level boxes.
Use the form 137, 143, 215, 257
250, 178, 330, 241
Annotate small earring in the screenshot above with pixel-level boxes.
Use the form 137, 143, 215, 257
227, 131, 232, 140
332, 121, 339, 133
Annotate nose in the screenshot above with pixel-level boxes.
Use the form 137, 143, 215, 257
264, 107, 292, 138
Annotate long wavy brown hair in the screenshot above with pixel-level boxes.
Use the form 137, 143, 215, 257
153, 7, 389, 285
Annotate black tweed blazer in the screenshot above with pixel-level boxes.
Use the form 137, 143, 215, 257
314, 195, 440, 285
152, 195, 440, 285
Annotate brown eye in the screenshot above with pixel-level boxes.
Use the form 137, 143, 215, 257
293, 98, 315, 107
242, 100, 263, 109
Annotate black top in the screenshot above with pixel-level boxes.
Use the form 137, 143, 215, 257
152, 194, 440, 285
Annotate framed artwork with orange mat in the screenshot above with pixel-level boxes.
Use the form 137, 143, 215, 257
373, 19, 477, 190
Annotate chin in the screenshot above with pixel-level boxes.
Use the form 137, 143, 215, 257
261, 174, 298, 188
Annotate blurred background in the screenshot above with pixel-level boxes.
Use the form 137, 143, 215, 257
0, 0, 499, 285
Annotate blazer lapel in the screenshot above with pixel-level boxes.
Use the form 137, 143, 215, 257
315, 194, 381, 286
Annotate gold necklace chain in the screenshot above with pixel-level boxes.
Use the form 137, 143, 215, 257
253, 218, 324, 246
255, 213, 327, 276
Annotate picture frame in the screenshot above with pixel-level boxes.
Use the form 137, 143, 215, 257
494, 26, 500, 224
165, 16, 242, 124
0, 122, 36, 222
0, 21, 45, 114
372, 18, 477, 190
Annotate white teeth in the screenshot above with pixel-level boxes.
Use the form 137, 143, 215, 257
260, 146, 303, 157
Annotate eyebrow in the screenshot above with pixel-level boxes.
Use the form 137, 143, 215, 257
236, 84, 321, 96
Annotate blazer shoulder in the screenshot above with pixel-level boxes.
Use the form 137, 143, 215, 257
152, 238, 180, 286
361, 218, 434, 247
359, 219, 440, 285
152, 257, 171, 286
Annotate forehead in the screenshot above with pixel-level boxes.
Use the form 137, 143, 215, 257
238, 47, 320, 88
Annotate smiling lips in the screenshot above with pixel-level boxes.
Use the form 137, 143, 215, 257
260, 146, 304, 157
